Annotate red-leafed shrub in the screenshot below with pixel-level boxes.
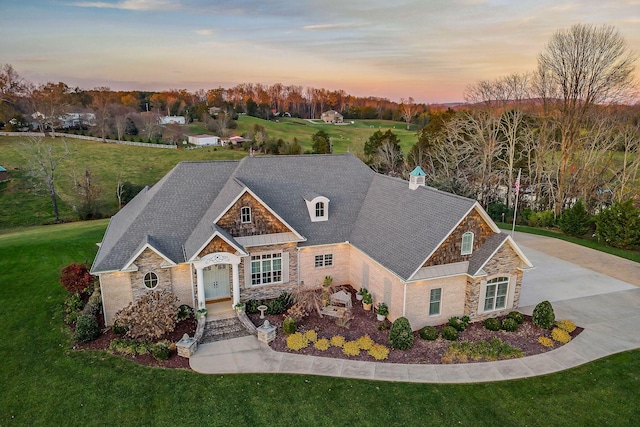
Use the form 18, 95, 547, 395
60, 262, 93, 294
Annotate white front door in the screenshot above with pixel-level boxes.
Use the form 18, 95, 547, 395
203, 264, 231, 301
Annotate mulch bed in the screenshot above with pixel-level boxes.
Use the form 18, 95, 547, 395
75, 316, 197, 369
248, 286, 583, 364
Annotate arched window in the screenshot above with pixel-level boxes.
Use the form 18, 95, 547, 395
484, 277, 509, 311
143, 272, 158, 289
315, 202, 325, 218
461, 232, 474, 255
241, 206, 251, 223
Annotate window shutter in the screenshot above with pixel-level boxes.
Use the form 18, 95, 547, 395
243, 256, 252, 288
282, 251, 290, 283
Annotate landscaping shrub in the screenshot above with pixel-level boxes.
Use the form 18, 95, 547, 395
152, 341, 170, 361
419, 325, 439, 340
377, 319, 391, 331
595, 199, 640, 250
114, 290, 179, 340
314, 338, 330, 351
538, 336, 554, 347
559, 199, 593, 237
246, 299, 261, 314
356, 334, 374, 350
330, 335, 345, 348
483, 318, 501, 331
556, 319, 577, 333
111, 322, 127, 335
442, 338, 523, 363
266, 292, 293, 315
177, 304, 194, 321
342, 341, 360, 356
441, 325, 459, 341
501, 318, 519, 332
74, 314, 99, 343
60, 262, 93, 294
64, 292, 85, 325
283, 316, 297, 335
304, 330, 317, 342
286, 302, 308, 322
448, 316, 470, 332
286, 332, 309, 350
507, 311, 525, 325
527, 210, 556, 228
389, 317, 414, 350
551, 328, 571, 344
532, 300, 555, 329
83, 289, 102, 316
368, 344, 390, 360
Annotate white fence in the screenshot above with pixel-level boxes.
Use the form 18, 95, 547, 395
0, 132, 177, 149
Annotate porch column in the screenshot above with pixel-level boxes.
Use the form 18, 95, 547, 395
232, 262, 240, 306
195, 265, 205, 309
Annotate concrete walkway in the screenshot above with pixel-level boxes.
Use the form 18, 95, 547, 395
190, 233, 640, 382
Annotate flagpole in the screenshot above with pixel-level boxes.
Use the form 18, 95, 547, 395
511, 169, 521, 238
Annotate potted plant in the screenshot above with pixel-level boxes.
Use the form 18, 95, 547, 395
362, 293, 373, 311
196, 308, 208, 319
356, 287, 368, 301
234, 302, 245, 313
376, 302, 389, 321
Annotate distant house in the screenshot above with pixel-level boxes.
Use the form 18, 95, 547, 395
188, 134, 220, 146
31, 111, 96, 129
226, 135, 250, 145
159, 116, 186, 125
91, 155, 533, 329
0, 166, 8, 181
321, 110, 343, 124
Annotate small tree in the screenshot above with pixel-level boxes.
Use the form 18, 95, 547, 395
114, 290, 178, 340
311, 130, 331, 154
559, 199, 593, 236
532, 301, 555, 329
60, 262, 93, 294
388, 317, 414, 350
595, 199, 640, 250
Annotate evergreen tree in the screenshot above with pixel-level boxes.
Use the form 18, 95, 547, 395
595, 199, 640, 249
559, 199, 593, 236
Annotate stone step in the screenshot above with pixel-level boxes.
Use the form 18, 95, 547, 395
201, 316, 251, 343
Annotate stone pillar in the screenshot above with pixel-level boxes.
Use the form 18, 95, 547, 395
232, 262, 240, 306
195, 265, 205, 309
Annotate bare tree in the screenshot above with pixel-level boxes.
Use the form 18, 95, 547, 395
399, 97, 415, 130
535, 23, 637, 214
370, 141, 404, 176
0, 63, 26, 105
27, 82, 71, 137
16, 136, 71, 222
91, 86, 115, 141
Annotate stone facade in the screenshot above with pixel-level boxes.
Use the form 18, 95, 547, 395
130, 249, 173, 301
198, 236, 238, 258
239, 242, 299, 301
424, 209, 494, 267
217, 192, 290, 237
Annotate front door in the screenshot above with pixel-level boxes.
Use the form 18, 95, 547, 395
203, 264, 231, 301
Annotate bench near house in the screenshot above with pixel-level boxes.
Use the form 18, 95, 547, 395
91, 154, 533, 330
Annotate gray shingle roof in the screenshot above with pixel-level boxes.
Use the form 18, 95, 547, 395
467, 232, 510, 276
91, 154, 490, 280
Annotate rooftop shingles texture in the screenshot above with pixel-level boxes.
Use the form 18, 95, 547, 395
92, 154, 483, 280
92, 161, 239, 273
467, 232, 509, 276
349, 174, 476, 279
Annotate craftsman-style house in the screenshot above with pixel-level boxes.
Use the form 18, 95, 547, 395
91, 154, 532, 330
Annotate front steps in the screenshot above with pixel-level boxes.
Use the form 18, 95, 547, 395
201, 314, 252, 343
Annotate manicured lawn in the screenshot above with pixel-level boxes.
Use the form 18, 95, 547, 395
1, 220, 639, 426
498, 222, 640, 263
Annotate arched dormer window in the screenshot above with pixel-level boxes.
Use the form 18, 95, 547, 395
304, 193, 329, 222
461, 232, 474, 255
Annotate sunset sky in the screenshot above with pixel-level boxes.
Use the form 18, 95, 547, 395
1, 0, 638, 103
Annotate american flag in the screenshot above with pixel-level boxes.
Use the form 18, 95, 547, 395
514, 169, 521, 195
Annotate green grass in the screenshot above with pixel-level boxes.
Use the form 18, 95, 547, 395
1, 220, 640, 426
498, 222, 640, 263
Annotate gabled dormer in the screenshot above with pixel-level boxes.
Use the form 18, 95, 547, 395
304, 192, 330, 222
409, 166, 426, 190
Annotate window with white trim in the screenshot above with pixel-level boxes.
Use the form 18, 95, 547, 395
484, 277, 509, 311
251, 253, 282, 285
314, 254, 333, 268
429, 288, 441, 316
461, 231, 474, 255
315, 202, 325, 218
143, 272, 158, 289
241, 206, 251, 223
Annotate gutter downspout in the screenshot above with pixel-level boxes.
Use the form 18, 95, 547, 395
403, 281, 407, 317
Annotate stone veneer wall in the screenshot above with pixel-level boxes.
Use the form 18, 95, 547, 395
198, 236, 238, 257
130, 249, 173, 300
464, 243, 523, 322
217, 192, 290, 237
424, 209, 494, 267
238, 242, 299, 301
